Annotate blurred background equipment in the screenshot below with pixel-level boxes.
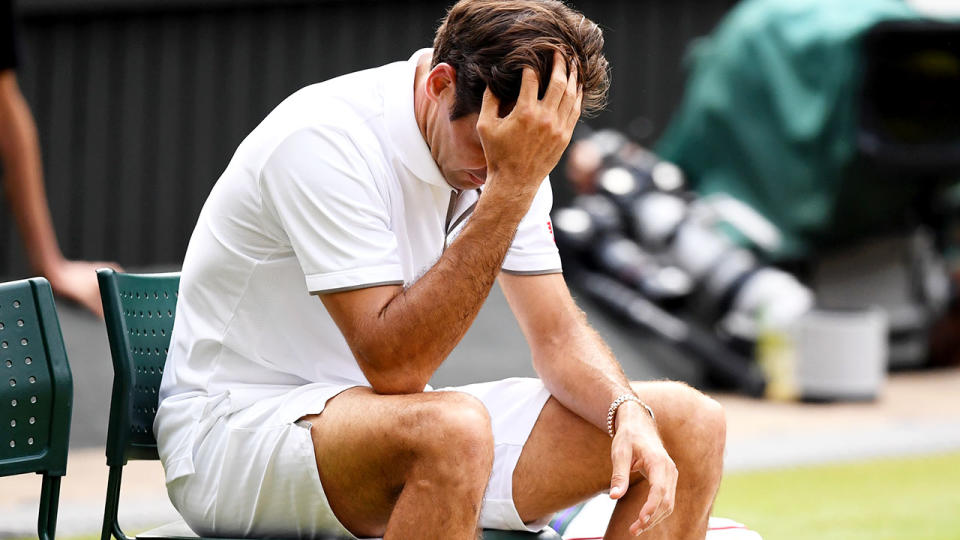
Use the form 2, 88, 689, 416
647, 0, 960, 378
557, 126, 898, 400
558, 129, 822, 399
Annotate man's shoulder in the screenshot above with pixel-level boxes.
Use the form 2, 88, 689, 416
280, 59, 404, 127
258, 60, 407, 156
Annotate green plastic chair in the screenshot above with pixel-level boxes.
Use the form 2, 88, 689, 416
0, 278, 73, 540
97, 269, 561, 540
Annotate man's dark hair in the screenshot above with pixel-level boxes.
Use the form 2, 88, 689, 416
432, 0, 609, 119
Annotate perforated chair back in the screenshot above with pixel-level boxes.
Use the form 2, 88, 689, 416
0, 278, 73, 540
98, 269, 182, 540
98, 269, 179, 466
96, 269, 561, 540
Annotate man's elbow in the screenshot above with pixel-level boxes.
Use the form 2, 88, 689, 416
530, 332, 575, 371
365, 370, 429, 395
356, 353, 431, 395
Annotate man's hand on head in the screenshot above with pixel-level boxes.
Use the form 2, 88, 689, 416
476, 51, 582, 199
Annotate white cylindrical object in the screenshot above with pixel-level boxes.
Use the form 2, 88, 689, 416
794, 308, 888, 400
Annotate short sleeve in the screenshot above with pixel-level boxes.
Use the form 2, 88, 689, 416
1, 0, 19, 72
502, 177, 562, 275
259, 128, 404, 294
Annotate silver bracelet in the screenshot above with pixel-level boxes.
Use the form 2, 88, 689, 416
606, 394, 655, 437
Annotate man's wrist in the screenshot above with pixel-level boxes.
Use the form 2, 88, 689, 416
472, 180, 538, 230
607, 394, 655, 437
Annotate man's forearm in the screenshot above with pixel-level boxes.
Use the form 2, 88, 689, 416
533, 312, 641, 430
500, 272, 647, 430
350, 185, 537, 393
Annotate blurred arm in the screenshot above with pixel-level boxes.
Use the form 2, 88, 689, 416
0, 69, 118, 316
0, 69, 64, 276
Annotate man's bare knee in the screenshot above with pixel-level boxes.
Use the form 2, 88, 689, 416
699, 393, 726, 452
630, 381, 726, 462
680, 384, 726, 458
407, 392, 494, 477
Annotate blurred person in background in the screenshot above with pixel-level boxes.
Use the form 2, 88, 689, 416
156, 1, 727, 539
0, 0, 118, 317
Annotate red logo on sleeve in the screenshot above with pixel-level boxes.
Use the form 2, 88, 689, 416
547, 220, 555, 243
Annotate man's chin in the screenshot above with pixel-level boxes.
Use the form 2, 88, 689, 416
464, 172, 486, 188
445, 176, 483, 191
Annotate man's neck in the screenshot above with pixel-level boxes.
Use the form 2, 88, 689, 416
412, 52, 438, 154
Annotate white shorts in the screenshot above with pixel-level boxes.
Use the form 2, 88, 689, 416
166, 377, 553, 539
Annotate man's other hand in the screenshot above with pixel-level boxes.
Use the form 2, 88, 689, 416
609, 401, 679, 536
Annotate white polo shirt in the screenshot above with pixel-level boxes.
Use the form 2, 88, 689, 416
155, 49, 561, 482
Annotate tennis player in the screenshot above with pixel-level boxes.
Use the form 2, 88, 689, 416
156, 1, 726, 538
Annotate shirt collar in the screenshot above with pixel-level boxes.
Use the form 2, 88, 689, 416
384, 48, 450, 189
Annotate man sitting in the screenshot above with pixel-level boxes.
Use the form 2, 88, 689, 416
155, 1, 726, 538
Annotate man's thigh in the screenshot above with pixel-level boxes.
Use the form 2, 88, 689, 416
307, 378, 554, 536
303, 388, 430, 533
303, 386, 492, 536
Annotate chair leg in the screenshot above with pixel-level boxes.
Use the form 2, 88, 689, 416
38, 475, 62, 540
101, 466, 133, 540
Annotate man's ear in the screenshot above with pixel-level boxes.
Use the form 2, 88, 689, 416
424, 63, 457, 105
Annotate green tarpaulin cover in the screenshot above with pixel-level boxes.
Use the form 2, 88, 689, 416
657, 0, 927, 260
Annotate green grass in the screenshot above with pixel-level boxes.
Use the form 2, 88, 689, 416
713, 452, 960, 540
8, 453, 959, 540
